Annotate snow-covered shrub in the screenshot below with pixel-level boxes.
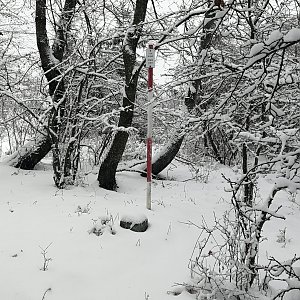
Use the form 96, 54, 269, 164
187, 213, 300, 300
75, 202, 91, 215
262, 256, 300, 299
187, 213, 258, 299
186, 145, 300, 299
88, 215, 116, 236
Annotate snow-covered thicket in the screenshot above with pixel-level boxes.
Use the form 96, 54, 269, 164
0, 0, 300, 298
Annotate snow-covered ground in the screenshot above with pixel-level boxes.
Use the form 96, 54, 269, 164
0, 161, 299, 300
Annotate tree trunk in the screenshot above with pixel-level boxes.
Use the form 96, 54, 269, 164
143, 132, 185, 176
4, 0, 76, 170
3, 133, 52, 169
97, 0, 149, 190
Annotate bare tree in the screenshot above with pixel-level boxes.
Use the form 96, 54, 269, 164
97, 0, 149, 190
4, 0, 77, 170
144, 0, 230, 176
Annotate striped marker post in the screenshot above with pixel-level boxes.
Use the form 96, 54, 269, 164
146, 41, 155, 210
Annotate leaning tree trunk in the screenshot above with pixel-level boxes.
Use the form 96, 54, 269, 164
97, 0, 149, 190
3, 134, 52, 169
4, 0, 76, 170
143, 131, 185, 176
141, 79, 197, 177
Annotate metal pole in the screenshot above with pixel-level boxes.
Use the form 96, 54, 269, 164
146, 42, 155, 210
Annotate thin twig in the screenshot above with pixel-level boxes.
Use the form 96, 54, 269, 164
41, 288, 51, 300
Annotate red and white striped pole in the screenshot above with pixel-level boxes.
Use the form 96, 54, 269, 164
146, 41, 155, 210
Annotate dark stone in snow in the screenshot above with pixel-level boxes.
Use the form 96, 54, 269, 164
120, 214, 148, 232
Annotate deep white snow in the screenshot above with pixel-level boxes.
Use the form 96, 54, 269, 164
0, 160, 299, 300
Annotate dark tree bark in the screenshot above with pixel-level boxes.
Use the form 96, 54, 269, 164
97, 0, 149, 190
148, 132, 185, 175
3, 135, 52, 169
4, 0, 76, 170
